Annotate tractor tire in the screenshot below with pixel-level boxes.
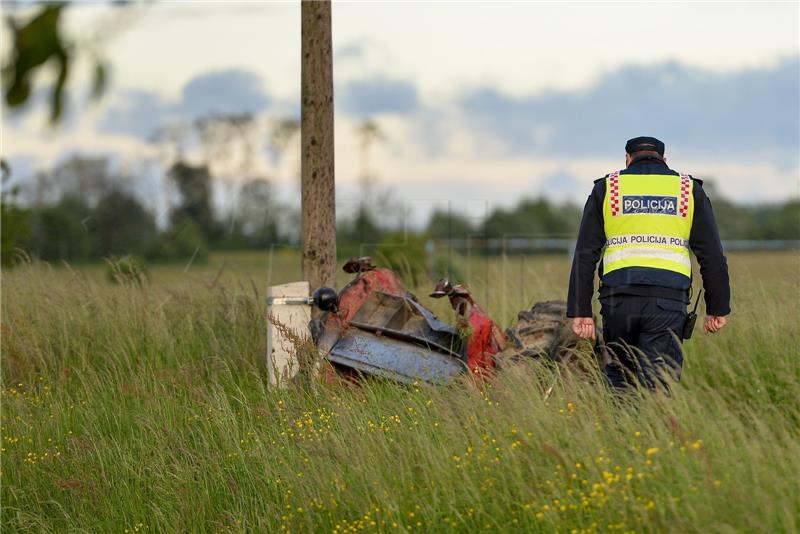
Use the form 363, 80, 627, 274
497, 300, 595, 370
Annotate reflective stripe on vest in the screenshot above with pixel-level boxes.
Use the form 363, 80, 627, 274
602, 171, 694, 278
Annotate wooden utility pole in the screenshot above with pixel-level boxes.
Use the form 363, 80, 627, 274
301, 0, 336, 292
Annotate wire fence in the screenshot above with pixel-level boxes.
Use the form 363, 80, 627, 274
433, 237, 800, 255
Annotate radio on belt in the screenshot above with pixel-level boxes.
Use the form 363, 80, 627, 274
682, 289, 703, 341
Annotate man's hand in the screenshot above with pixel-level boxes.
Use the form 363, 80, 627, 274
571, 317, 596, 341
703, 315, 727, 334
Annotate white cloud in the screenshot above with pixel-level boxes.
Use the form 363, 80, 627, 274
3, 1, 797, 225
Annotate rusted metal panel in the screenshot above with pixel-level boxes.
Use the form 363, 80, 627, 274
321, 290, 468, 384
349, 291, 463, 358
328, 329, 466, 384
336, 267, 408, 323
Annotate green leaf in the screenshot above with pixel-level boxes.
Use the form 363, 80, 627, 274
3, 4, 70, 122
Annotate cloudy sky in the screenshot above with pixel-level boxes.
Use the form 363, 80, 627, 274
2, 1, 799, 225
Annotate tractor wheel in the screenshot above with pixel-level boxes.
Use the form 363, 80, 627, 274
497, 300, 596, 371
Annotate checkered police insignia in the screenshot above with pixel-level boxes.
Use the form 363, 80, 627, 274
679, 174, 691, 218
608, 171, 621, 216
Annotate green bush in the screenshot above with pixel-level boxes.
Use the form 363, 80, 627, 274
93, 190, 158, 258
0, 194, 30, 266
24, 196, 93, 261
375, 232, 466, 289
103, 255, 149, 286
154, 219, 209, 262
376, 231, 430, 288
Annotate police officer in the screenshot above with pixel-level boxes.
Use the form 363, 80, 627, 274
566, 137, 730, 390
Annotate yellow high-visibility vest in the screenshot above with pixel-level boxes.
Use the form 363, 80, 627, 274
602, 171, 694, 279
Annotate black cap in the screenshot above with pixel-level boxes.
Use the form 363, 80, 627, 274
625, 136, 665, 156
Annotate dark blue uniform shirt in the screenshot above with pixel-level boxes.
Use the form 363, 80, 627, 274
566, 156, 731, 318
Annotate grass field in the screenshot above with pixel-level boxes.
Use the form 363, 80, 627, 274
2, 250, 799, 533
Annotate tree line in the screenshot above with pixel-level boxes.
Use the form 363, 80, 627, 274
2, 153, 797, 268
1, 156, 281, 265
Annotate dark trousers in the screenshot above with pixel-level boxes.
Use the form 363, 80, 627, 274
600, 294, 687, 390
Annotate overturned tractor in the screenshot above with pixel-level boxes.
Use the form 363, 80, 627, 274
267, 257, 594, 386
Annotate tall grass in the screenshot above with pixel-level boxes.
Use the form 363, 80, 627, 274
2, 252, 799, 533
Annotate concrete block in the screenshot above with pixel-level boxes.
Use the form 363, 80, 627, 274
266, 281, 312, 388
